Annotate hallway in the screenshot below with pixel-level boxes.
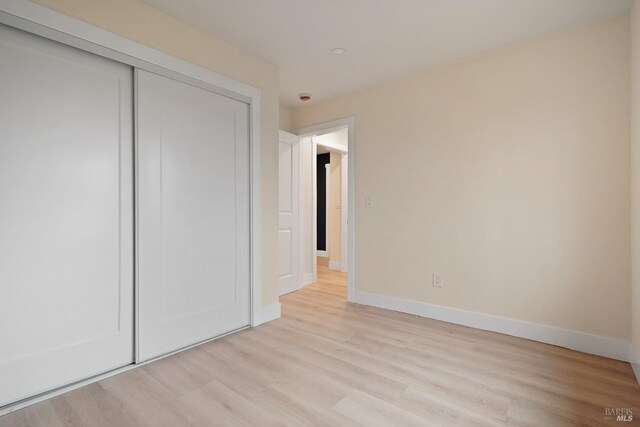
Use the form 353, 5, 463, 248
306, 257, 348, 300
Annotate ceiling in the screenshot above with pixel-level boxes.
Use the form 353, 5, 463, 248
140, 0, 632, 107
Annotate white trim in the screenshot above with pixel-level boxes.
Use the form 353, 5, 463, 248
295, 116, 356, 300
296, 117, 356, 140
249, 99, 262, 329
297, 136, 307, 291
253, 303, 282, 326
311, 141, 318, 283
317, 251, 328, 258
340, 153, 348, 273
630, 344, 640, 385
324, 163, 331, 258
352, 290, 633, 362
633, 364, 640, 386
303, 273, 315, 286
347, 120, 355, 300
279, 130, 298, 145
329, 261, 341, 271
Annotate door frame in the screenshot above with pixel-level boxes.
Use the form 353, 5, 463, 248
295, 116, 356, 301
0, 0, 264, 415
325, 163, 331, 258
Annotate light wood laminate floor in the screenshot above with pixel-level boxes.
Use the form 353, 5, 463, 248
1, 257, 639, 426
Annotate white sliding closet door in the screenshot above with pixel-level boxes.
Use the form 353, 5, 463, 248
137, 70, 251, 362
0, 25, 134, 407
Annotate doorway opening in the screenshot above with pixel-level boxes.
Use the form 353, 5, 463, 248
316, 149, 331, 259
277, 117, 355, 302
314, 132, 346, 271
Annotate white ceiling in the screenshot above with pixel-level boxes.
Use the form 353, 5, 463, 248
140, 0, 632, 107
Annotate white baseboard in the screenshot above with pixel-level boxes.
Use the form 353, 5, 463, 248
303, 273, 315, 286
351, 290, 632, 363
253, 303, 281, 326
630, 344, 640, 385
317, 251, 328, 257
329, 261, 341, 270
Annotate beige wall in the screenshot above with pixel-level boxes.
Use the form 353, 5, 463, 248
329, 152, 341, 264
32, 0, 280, 307
292, 16, 631, 339
632, 0, 640, 357
279, 105, 293, 132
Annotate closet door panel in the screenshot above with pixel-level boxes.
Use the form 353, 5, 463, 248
0, 25, 134, 407
137, 70, 250, 361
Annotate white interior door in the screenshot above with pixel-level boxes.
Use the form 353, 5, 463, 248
278, 131, 300, 295
137, 70, 251, 362
0, 25, 134, 407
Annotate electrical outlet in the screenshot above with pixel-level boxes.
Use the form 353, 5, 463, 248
433, 273, 443, 288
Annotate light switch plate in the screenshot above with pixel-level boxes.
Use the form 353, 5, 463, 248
433, 273, 443, 288
365, 195, 374, 208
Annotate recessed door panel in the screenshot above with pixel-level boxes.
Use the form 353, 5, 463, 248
137, 70, 250, 362
0, 24, 134, 407
278, 135, 300, 295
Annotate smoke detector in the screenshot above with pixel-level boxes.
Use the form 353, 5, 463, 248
299, 93, 311, 102
332, 48, 347, 55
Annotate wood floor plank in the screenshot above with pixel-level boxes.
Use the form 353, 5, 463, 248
332, 389, 435, 427
1, 257, 639, 426
0, 401, 66, 427
59, 383, 142, 427
177, 379, 280, 426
